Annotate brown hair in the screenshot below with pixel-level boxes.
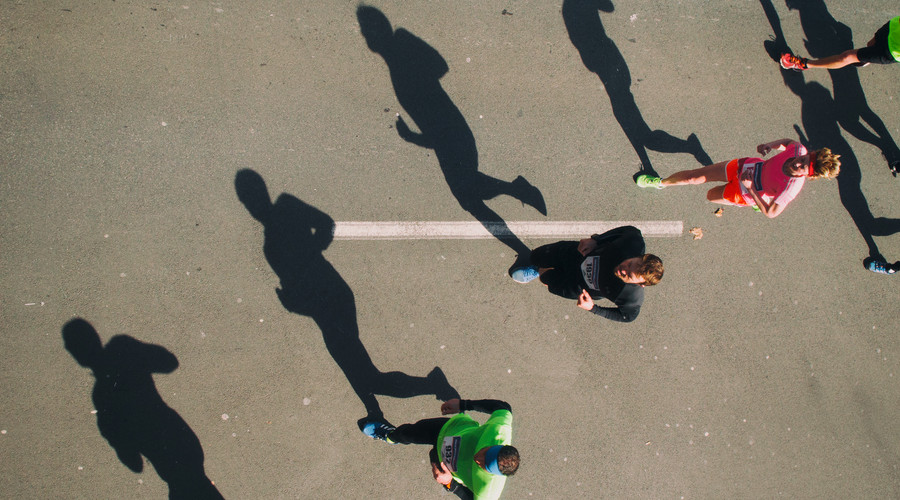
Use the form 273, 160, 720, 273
639, 254, 664, 286
498, 446, 520, 476
810, 148, 841, 179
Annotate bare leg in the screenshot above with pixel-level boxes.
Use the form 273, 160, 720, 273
706, 185, 737, 204
806, 49, 861, 70
661, 161, 729, 186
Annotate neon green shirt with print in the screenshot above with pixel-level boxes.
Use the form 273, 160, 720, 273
436, 409, 513, 500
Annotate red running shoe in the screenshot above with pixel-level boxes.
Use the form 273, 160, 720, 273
780, 53, 808, 70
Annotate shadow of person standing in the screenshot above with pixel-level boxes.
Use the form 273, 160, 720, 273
562, 0, 712, 180
760, 0, 900, 266
62, 318, 223, 500
235, 169, 459, 428
357, 6, 546, 266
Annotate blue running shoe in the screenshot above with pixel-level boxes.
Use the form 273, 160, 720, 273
867, 259, 897, 275
362, 421, 396, 443
511, 266, 540, 283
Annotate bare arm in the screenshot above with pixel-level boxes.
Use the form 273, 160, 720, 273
740, 170, 786, 218
757, 138, 795, 156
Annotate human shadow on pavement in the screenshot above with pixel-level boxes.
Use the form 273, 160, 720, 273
235, 169, 460, 428
62, 318, 223, 500
760, 0, 900, 265
562, 0, 712, 180
357, 5, 546, 269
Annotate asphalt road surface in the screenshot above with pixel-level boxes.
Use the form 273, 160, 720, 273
2, 1, 898, 498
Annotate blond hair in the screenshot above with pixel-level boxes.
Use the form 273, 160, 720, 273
811, 148, 841, 179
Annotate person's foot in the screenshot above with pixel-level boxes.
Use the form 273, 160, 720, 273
511, 265, 540, 283
427, 367, 460, 401
866, 258, 898, 275
512, 176, 547, 215
687, 133, 713, 166
889, 160, 899, 176
780, 53, 808, 71
635, 174, 664, 189
851, 61, 870, 68
362, 420, 397, 443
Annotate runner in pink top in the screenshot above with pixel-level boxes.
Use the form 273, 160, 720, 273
636, 138, 841, 218
741, 142, 807, 207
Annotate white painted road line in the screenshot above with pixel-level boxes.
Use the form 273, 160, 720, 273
332, 221, 682, 240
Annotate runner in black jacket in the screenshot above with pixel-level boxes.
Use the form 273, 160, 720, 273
511, 226, 663, 322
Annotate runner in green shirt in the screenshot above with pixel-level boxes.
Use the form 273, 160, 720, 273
780, 16, 900, 70
361, 398, 518, 500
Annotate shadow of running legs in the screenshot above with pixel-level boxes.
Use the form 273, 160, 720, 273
357, 5, 546, 269
235, 169, 460, 428
561, 0, 712, 180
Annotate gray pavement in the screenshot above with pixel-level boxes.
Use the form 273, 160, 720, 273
2, 1, 899, 498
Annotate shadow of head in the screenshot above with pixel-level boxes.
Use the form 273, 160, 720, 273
235, 168, 274, 223
358, 5, 393, 54
63, 318, 103, 369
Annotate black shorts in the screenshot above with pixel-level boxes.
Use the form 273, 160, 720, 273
530, 240, 587, 300
856, 22, 897, 65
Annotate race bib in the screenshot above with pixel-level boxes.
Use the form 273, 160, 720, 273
581, 256, 600, 290
441, 436, 462, 472
739, 161, 764, 194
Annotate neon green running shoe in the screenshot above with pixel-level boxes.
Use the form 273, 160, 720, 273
636, 175, 664, 189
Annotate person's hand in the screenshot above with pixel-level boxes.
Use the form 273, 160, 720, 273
441, 398, 461, 415
740, 169, 754, 190
577, 289, 594, 311
396, 116, 413, 140
432, 462, 453, 485
757, 143, 773, 156
577, 238, 598, 256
